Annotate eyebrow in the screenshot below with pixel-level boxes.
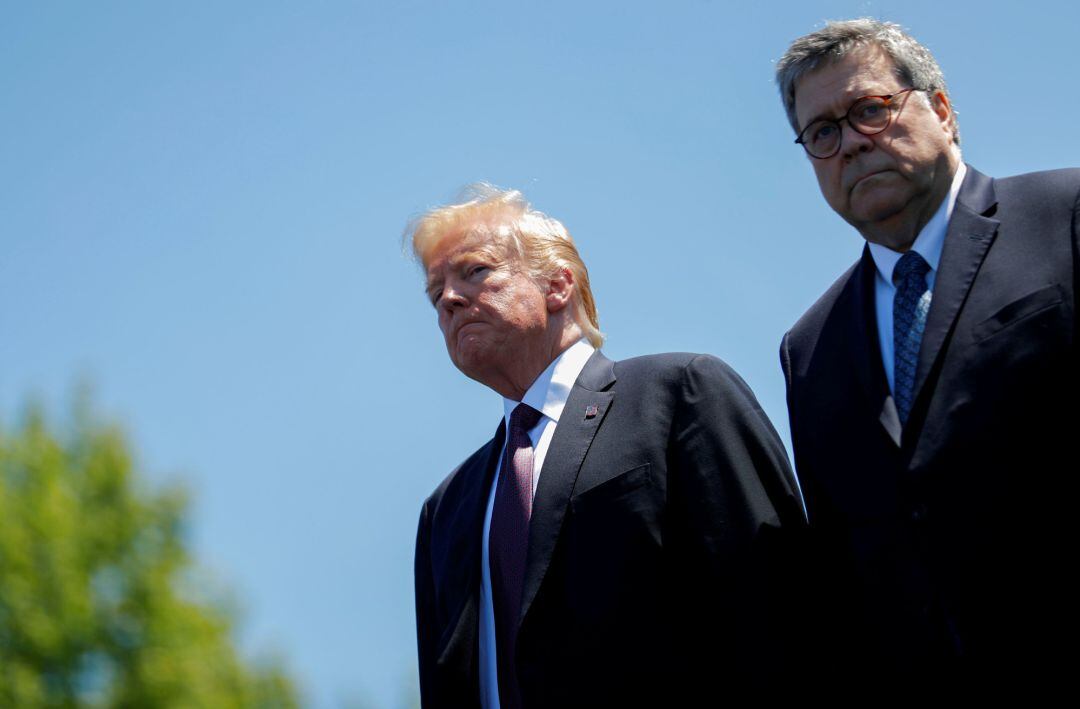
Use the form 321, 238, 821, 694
801, 109, 836, 132
801, 97, 853, 132
424, 261, 446, 293
800, 85, 907, 132
424, 246, 503, 293
424, 273, 443, 296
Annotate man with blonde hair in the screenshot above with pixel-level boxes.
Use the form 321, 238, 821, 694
410, 184, 803, 708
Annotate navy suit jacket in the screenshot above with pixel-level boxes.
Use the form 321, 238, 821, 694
781, 165, 1080, 695
415, 351, 804, 707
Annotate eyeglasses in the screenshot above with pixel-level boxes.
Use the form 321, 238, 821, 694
795, 87, 921, 159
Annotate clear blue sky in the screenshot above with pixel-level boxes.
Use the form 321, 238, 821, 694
3, 1, 1077, 706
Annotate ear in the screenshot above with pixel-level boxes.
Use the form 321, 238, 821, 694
929, 90, 956, 140
544, 266, 575, 314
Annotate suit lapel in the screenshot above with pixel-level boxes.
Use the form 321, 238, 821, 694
850, 248, 903, 446
519, 350, 616, 625
436, 422, 505, 687
911, 166, 999, 414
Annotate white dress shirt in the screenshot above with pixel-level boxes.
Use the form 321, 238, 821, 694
868, 163, 966, 394
477, 338, 596, 709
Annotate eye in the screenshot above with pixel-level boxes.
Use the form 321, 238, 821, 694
810, 121, 836, 144
429, 289, 442, 307
853, 100, 885, 122
467, 264, 489, 279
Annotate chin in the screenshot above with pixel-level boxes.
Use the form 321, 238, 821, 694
851, 191, 912, 225
451, 354, 483, 381
451, 344, 493, 378
854, 208, 922, 250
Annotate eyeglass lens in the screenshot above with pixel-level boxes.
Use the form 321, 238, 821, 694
803, 96, 893, 158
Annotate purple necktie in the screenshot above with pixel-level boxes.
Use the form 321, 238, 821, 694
489, 403, 543, 709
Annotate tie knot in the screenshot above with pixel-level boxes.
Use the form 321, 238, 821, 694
894, 250, 930, 284
510, 403, 543, 436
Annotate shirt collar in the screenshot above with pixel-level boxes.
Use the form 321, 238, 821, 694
868, 162, 967, 284
502, 339, 596, 427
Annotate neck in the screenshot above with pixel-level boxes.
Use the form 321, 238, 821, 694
488, 324, 583, 401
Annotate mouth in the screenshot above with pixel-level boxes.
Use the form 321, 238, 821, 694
850, 169, 894, 192
454, 320, 487, 342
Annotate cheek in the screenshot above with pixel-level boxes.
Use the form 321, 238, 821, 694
487, 282, 530, 319
884, 122, 941, 169
437, 312, 455, 347
813, 163, 844, 206
511, 288, 548, 324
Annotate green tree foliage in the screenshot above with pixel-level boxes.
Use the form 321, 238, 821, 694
0, 403, 301, 708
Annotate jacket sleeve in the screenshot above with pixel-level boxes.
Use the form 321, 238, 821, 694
414, 499, 438, 707
667, 353, 806, 695
671, 353, 804, 544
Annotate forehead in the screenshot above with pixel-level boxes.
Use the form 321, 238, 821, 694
793, 45, 901, 126
423, 227, 513, 278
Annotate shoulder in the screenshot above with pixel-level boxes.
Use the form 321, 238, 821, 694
613, 351, 735, 381
992, 168, 1080, 214
611, 351, 698, 382
996, 167, 1080, 194
613, 351, 761, 406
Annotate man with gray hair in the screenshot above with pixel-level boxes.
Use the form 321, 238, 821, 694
776, 19, 1078, 694
410, 184, 803, 707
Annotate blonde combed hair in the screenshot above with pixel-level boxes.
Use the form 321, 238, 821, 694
406, 183, 604, 347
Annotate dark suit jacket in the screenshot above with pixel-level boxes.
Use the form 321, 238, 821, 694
415, 351, 804, 708
781, 165, 1080, 695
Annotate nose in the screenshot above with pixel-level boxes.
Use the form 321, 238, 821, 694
838, 118, 874, 159
438, 279, 468, 314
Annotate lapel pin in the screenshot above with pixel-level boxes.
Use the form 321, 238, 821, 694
585, 404, 599, 419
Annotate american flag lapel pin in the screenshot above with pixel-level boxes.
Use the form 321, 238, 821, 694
585, 404, 599, 419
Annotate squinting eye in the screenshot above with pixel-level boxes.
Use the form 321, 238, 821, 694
854, 101, 885, 121
430, 290, 442, 307
468, 265, 488, 278
811, 122, 836, 144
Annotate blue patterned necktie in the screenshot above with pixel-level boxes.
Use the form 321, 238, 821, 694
489, 403, 543, 709
893, 251, 932, 426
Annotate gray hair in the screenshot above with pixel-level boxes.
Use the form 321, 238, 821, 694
776, 18, 959, 144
